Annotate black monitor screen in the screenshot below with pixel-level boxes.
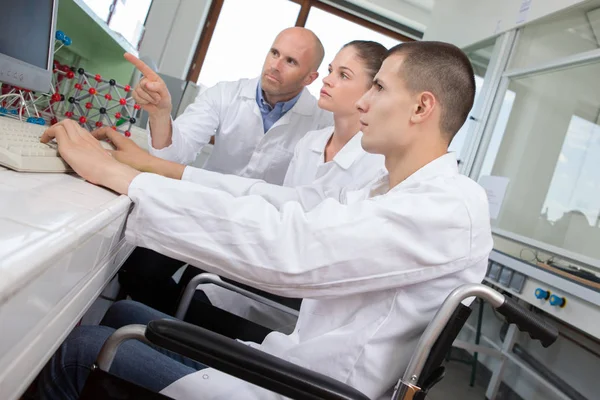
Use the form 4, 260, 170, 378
0, 0, 54, 70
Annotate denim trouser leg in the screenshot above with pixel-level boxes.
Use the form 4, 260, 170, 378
100, 299, 176, 329
36, 301, 206, 400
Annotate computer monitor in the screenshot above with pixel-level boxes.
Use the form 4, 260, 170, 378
0, 0, 58, 92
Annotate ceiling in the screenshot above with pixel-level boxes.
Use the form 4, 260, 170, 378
337, 0, 435, 38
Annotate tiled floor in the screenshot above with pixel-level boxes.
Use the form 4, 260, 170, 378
428, 360, 488, 400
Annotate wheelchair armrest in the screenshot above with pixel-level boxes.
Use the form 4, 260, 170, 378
399, 283, 559, 394
145, 319, 370, 400
175, 272, 300, 320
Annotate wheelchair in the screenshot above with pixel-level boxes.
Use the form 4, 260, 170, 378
79, 281, 558, 400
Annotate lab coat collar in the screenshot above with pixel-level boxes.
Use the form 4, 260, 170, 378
292, 88, 320, 116
240, 77, 261, 100
241, 77, 317, 117
332, 132, 366, 170
309, 130, 366, 170
256, 81, 301, 115
370, 152, 459, 197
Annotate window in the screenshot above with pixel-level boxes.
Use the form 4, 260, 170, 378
303, 7, 400, 97
81, 0, 152, 48
471, 40, 518, 177
82, 0, 113, 21
452, 43, 498, 161
543, 116, 600, 222
477, 89, 516, 177
448, 75, 484, 156
196, 0, 301, 89
108, 0, 152, 49
188, 0, 413, 85
467, 45, 494, 77
478, 61, 600, 261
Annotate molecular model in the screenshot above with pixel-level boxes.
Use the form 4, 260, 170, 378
51, 62, 141, 137
0, 30, 141, 138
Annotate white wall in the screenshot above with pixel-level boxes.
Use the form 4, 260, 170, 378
424, 0, 588, 48
139, 0, 211, 80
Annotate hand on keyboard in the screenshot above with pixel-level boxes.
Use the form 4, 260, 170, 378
40, 119, 140, 194
44, 131, 116, 153
99, 140, 117, 151
0, 117, 71, 172
91, 126, 185, 180
0, 117, 121, 172
92, 127, 151, 172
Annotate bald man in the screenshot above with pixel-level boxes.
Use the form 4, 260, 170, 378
117, 28, 332, 315
126, 27, 331, 181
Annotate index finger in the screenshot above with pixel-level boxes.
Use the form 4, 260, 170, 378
40, 124, 67, 144
124, 52, 159, 80
90, 126, 112, 141
92, 127, 129, 148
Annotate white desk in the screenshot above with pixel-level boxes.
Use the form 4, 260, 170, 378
0, 167, 134, 400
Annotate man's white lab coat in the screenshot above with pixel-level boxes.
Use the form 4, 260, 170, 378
124, 153, 493, 400
148, 77, 333, 184
200, 127, 387, 331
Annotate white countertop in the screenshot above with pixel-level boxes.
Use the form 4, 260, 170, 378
0, 166, 134, 399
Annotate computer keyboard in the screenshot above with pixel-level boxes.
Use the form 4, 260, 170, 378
0, 116, 146, 173
0, 116, 70, 172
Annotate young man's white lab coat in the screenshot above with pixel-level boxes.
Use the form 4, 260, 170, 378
148, 77, 333, 184
199, 127, 388, 331
124, 152, 493, 400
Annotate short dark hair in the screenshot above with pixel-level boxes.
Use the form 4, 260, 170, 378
387, 41, 475, 140
342, 40, 387, 82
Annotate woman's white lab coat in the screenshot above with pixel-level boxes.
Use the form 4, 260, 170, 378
148, 77, 333, 184
124, 153, 493, 400
201, 127, 388, 331
283, 127, 386, 187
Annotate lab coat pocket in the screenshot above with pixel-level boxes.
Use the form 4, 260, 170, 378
260, 145, 294, 184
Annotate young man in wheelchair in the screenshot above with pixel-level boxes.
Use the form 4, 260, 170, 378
34, 41, 493, 400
